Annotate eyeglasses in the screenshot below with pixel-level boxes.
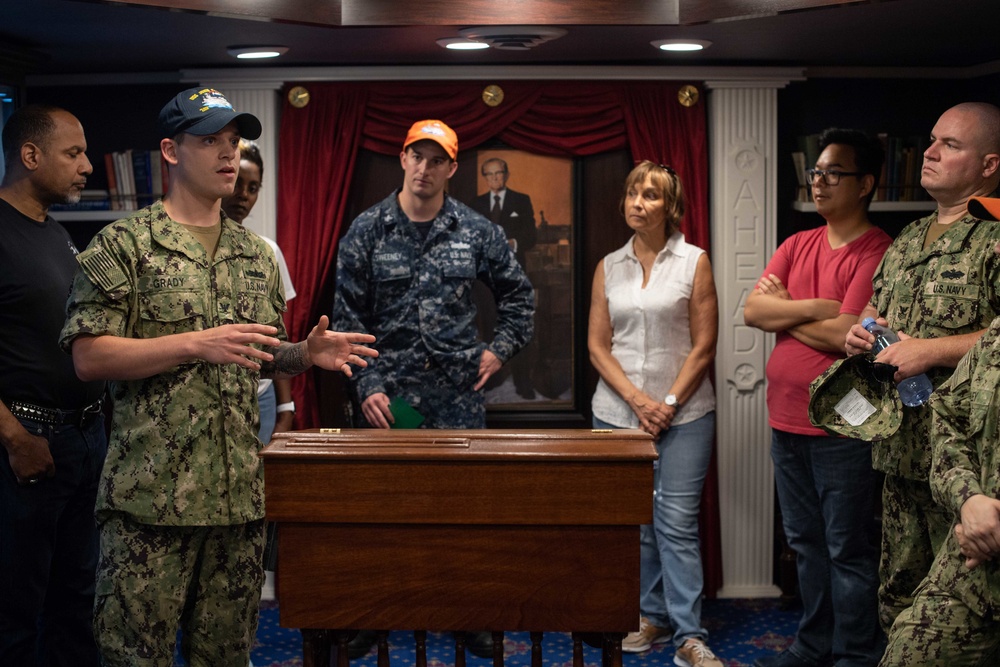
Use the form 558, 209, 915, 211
806, 168, 863, 186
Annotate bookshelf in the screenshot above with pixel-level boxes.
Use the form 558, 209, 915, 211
48, 146, 165, 223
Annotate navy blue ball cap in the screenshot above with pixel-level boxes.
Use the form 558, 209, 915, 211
158, 87, 262, 140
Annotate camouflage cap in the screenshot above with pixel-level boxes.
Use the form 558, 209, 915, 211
808, 354, 903, 441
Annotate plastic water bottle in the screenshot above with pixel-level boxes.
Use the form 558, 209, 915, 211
861, 317, 934, 407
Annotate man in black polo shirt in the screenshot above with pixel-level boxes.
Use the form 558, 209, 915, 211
0, 104, 108, 667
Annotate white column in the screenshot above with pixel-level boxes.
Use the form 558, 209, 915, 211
705, 80, 789, 598
213, 82, 283, 241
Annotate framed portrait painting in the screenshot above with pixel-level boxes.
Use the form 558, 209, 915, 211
458, 148, 576, 412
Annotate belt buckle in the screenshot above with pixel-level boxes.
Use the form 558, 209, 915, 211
78, 399, 103, 428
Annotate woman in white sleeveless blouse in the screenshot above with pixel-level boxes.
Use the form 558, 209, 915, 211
588, 161, 721, 667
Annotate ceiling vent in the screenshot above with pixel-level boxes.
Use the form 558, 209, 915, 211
457, 26, 567, 51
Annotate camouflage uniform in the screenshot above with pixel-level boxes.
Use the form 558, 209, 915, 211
59, 201, 285, 667
332, 190, 534, 428
869, 211, 1000, 631
880, 318, 1000, 666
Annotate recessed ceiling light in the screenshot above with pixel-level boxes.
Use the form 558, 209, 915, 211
436, 38, 490, 50
227, 46, 289, 59
651, 39, 712, 52
459, 26, 567, 51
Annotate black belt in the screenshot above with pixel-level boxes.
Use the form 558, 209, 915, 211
6, 398, 104, 427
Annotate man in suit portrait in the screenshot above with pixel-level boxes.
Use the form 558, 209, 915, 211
472, 157, 539, 399
472, 157, 537, 269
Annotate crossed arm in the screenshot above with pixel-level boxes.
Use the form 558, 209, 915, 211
743, 273, 851, 353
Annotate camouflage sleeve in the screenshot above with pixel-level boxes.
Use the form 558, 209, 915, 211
479, 221, 535, 363
985, 240, 1000, 313
59, 233, 134, 353
930, 346, 983, 514
331, 221, 386, 401
868, 246, 889, 313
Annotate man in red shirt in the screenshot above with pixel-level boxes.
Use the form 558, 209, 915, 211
744, 128, 892, 667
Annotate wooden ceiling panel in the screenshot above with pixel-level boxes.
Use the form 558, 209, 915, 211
342, 0, 679, 26
113, 0, 683, 27
679, 0, 871, 24
115, 0, 343, 26
112, 0, 874, 28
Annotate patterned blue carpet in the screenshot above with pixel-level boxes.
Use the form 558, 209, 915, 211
244, 598, 799, 667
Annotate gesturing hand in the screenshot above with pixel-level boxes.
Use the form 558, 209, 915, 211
305, 315, 378, 377
194, 323, 282, 369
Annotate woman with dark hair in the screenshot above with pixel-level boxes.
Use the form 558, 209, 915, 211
588, 161, 720, 667
222, 140, 297, 445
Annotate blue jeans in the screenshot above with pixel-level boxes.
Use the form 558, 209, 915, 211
0, 413, 108, 667
594, 412, 715, 647
771, 430, 884, 667
257, 383, 276, 444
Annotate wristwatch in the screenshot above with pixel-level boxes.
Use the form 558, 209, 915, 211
665, 394, 679, 408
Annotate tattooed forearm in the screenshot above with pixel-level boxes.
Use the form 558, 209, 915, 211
260, 342, 309, 379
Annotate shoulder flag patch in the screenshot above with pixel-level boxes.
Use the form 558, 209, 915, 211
77, 246, 127, 293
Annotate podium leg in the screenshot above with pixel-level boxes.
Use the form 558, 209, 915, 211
302, 629, 329, 667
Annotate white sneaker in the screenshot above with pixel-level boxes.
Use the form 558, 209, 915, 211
621, 616, 671, 653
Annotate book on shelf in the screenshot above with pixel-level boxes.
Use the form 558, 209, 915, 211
793, 134, 820, 203
791, 151, 810, 202
103, 153, 121, 210
874, 133, 888, 202
796, 134, 821, 171
131, 149, 152, 205
112, 151, 135, 210
104, 148, 167, 210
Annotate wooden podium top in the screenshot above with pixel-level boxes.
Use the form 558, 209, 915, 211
261, 427, 655, 461
261, 428, 655, 525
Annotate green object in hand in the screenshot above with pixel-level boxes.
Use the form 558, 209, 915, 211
388, 397, 425, 429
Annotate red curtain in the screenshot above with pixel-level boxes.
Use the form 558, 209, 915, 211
276, 80, 721, 595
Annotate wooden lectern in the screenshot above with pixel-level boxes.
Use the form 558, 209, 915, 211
261, 428, 655, 667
